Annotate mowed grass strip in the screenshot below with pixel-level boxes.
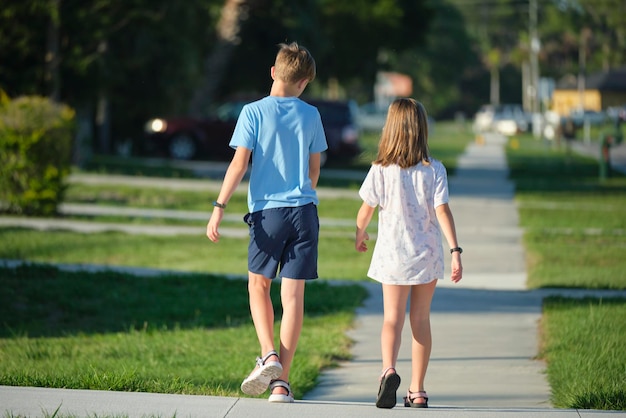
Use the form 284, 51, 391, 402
507, 136, 626, 290
540, 297, 626, 410
507, 135, 626, 410
0, 264, 368, 399
0, 229, 371, 281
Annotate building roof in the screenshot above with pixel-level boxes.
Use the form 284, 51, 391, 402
556, 66, 626, 91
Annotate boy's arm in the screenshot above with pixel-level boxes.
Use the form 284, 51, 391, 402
206, 146, 251, 242
309, 152, 321, 188
435, 203, 463, 283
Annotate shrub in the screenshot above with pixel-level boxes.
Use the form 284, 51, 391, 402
0, 94, 75, 215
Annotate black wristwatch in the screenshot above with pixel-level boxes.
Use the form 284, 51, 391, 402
450, 247, 463, 254
212, 201, 227, 209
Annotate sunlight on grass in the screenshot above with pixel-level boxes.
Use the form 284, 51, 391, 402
507, 135, 626, 290
540, 297, 626, 410
0, 265, 368, 400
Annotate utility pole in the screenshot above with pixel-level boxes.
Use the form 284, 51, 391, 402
529, 0, 540, 115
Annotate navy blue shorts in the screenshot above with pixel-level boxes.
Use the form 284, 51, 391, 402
244, 203, 319, 280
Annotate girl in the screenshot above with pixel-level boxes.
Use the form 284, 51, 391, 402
355, 98, 463, 409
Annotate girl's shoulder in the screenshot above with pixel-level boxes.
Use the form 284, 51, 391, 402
427, 157, 447, 172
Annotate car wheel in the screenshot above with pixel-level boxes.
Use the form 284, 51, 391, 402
168, 133, 197, 160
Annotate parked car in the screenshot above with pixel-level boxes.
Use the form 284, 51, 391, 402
568, 109, 607, 128
473, 104, 531, 136
607, 105, 626, 122
144, 102, 242, 161
357, 102, 388, 132
305, 98, 361, 165
144, 99, 361, 164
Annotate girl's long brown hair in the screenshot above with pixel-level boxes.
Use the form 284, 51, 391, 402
374, 98, 430, 168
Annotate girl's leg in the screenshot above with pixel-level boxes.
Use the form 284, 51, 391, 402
408, 280, 437, 393
381, 284, 411, 373
248, 272, 279, 363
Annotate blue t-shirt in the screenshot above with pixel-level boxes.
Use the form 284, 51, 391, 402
229, 96, 328, 213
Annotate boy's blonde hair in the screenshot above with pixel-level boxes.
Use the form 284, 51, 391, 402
374, 98, 430, 168
274, 42, 316, 84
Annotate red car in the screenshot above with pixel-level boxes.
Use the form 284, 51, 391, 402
144, 102, 243, 161
144, 99, 361, 164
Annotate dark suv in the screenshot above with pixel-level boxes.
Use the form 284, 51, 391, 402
144, 99, 361, 164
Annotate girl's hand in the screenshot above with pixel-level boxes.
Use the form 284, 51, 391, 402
450, 253, 463, 283
355, 230, 369, 252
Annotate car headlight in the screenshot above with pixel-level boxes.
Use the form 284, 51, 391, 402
145, 118, 167, 133
495, 120, 517, 136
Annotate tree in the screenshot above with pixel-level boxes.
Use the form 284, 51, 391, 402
206, 0, 435, 103
189, 0, 255, 117
388, 0, 480, 116
447, 0, 529, 107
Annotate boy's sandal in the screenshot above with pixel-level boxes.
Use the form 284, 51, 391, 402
268, 379, 294, 403
404, 389, 428, 408
375, 367, 401, 409
240, 350, 283, 396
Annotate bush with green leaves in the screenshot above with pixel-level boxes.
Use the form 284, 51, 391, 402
0, 93, 75, 215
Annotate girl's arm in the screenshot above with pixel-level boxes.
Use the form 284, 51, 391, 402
436, 203, 463, 283
355, 202, 376, 252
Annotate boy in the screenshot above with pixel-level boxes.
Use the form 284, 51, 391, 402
206, 42, 327, 403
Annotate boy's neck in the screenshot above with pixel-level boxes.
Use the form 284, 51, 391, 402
269, 79, 307, 98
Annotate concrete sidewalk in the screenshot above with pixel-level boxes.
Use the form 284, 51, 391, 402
2, 133, 626, 417
3, 385, 624, 418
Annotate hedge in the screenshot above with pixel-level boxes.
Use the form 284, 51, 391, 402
0, 93, 75, 215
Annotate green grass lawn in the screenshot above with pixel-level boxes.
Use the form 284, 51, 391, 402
540, 297, 626, 410
507, 134, 626, 410
508, 136, 626, 290
0, 264, 368, 400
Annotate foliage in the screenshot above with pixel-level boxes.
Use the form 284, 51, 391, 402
0, 95, 75, 215
389, 1, 480, 116
540, 297, 626, 410
1, 0, 624, 155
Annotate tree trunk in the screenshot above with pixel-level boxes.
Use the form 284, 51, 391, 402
489, 67, 500, 106
189, 0, 252, 117
45, 0, 61, 102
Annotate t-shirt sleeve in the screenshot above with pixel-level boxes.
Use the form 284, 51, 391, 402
359, 165, 382, 208
433, 161, 449, 208
229, 105, 256, 150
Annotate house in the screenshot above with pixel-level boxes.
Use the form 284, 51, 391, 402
551, 66, 626, 116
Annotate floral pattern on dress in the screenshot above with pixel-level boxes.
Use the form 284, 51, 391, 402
359, 159, 449, 285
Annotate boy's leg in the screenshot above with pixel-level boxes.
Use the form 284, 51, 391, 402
381, 284, 411, 372
408, 280, 437, 393
248, 272, 279, 363
273, 277, 305, 392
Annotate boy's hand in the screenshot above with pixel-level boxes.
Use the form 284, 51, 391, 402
206, 208, 224, 242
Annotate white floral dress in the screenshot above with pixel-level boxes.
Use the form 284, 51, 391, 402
359, 159, 449, 285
